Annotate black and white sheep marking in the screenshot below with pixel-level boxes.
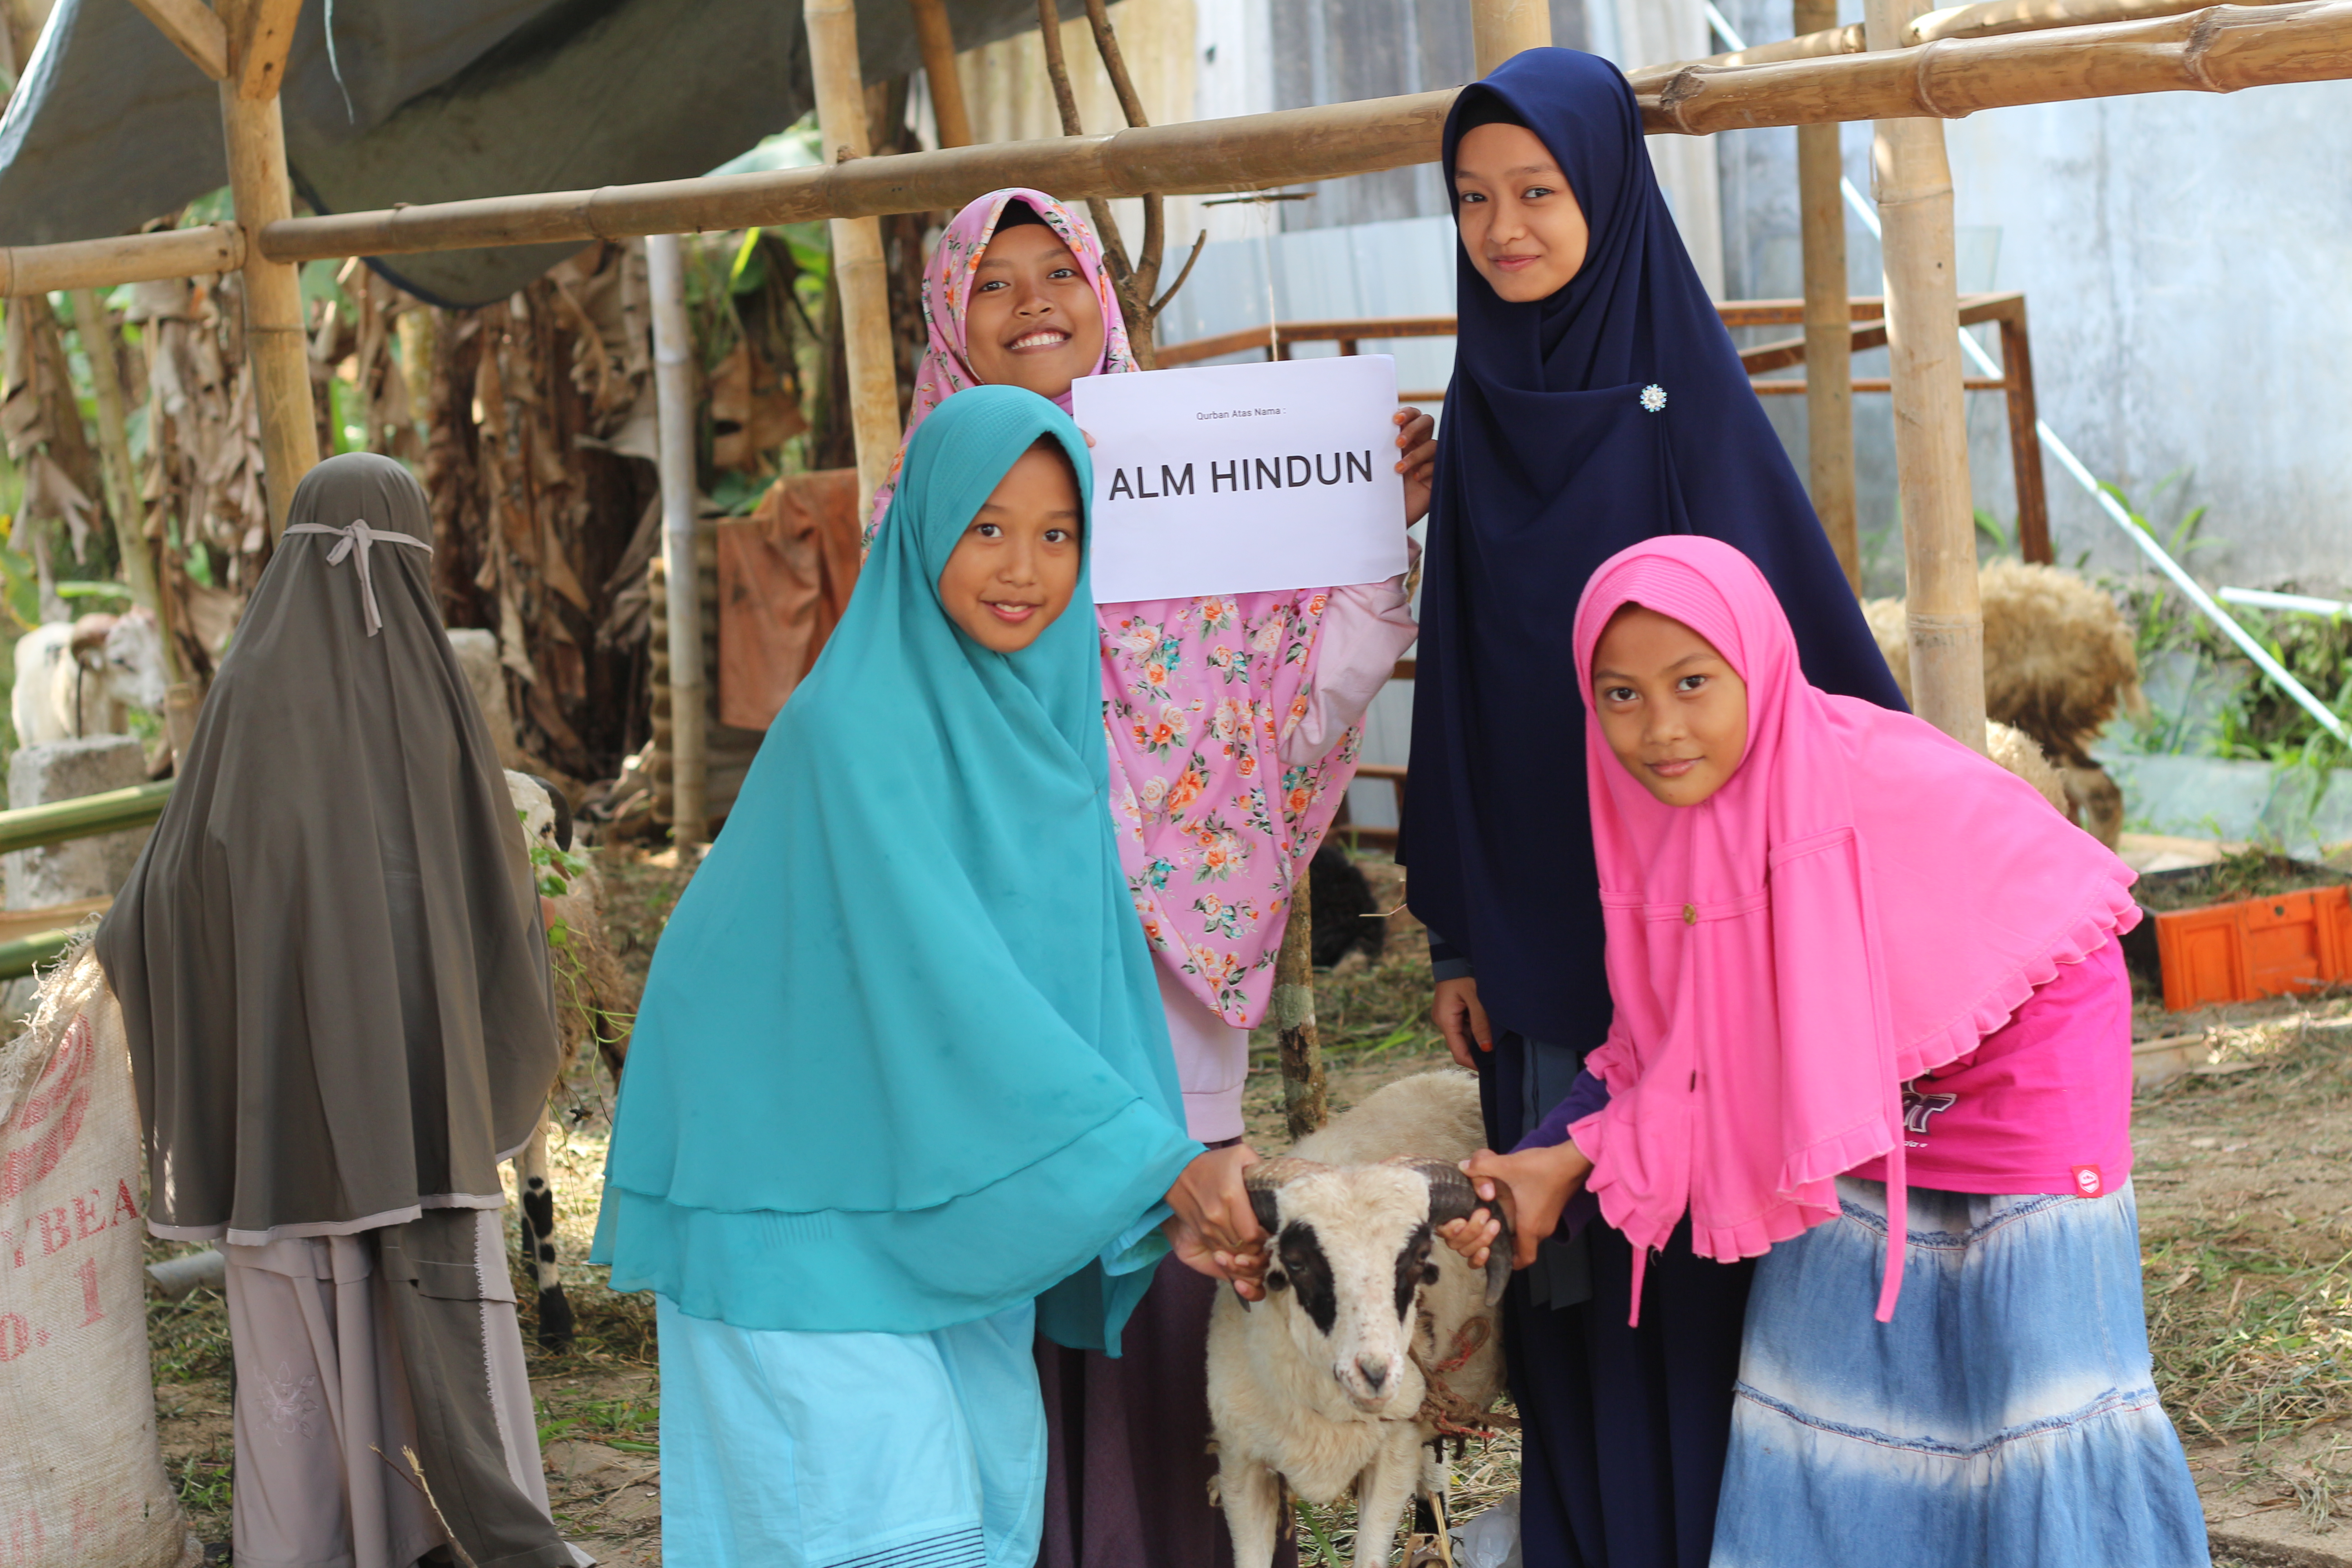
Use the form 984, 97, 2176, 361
1208, 1070, 1509, 1568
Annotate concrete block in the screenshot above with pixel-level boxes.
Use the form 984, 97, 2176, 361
4, 734, 151, 909
447, 627, 524, 768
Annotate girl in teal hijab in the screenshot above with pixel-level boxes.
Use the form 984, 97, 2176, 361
594, 385, 1263, 1568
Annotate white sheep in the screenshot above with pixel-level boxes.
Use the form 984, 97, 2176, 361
10, 609, 169, 745
1209, 1070, 1509, 1568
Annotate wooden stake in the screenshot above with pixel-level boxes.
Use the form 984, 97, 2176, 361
66, 291, 181, 685
908, 0, 975, 149
645, 235, 706, 847
1795, 0, 1859, 592
1868, 0, 1986, 749
805, 0, 904, 515
217, 0, 319, 539
1273, 867, 1326, 1143
127, 0, 228, 80
1470, 0, 1553, 76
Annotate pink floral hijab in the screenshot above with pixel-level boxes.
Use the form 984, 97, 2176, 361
1568, 538, 2137, 1322
869, 189, 1356, 1029
864, 189, 1135, 545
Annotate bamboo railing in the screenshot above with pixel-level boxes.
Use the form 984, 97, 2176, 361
0, 781, 174, 854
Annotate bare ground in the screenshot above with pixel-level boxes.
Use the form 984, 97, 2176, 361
145, 846, 2352, 1564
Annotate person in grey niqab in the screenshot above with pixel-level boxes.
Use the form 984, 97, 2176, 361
98, 452, 589, 1568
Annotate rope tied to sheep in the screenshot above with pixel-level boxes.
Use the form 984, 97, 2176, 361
1410, 1315, 1518, 1441
286, 520, 433, 637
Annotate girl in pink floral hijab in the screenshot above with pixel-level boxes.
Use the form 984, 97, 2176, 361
867, 188, 1430, 1567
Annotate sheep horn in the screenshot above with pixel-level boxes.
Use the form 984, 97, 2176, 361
1240, 1156, 1329, 1236
1390, 1157, 1514, 1308
525, 773, 573, 851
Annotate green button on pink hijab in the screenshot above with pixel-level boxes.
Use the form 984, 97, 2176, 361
1568, 538, 2138, 1320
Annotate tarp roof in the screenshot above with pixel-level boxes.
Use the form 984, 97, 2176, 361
0, 0, 1069, 306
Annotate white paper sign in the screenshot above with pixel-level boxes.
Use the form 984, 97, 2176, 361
1072, 355, 1408, 603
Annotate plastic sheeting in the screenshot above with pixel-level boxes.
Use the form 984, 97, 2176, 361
0, 0, 1079, 306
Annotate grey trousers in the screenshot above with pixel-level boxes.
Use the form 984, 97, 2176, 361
225, 1208, 589, 1568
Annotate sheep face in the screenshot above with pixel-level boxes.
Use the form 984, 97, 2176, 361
97, 610, 169, 715
1256, 1165, 1441, 1416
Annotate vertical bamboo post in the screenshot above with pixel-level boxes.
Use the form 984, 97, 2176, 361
646, 234, 706, 847
216, 0, 319, 540
1274, 867, 1326, 1142
806, 0, 904, 515
908, 0, 975, 149
66, 290, 182, 686
1867, 0, 1984, 749
1796, 0, 1859, 593
1470, 0, 1552, 78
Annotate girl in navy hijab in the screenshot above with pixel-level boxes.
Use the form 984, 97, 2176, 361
1401, 49, 1904, 1568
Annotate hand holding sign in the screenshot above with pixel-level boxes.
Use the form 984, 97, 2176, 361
1073, 357, 1411, 604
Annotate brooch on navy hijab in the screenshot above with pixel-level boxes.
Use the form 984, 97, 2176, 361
1640, 384, 1667, 413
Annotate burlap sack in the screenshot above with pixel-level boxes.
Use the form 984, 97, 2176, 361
0, 947, 197, 1568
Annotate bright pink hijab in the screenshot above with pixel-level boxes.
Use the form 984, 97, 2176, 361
867, 189, 1356, 1028
1568, 538, 2138, 1321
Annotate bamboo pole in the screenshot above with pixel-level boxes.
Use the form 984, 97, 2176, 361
126, 0, 228, 80
805, 0, 904, 514
217, 0, 318, 539
1471, 0, 1554, 76
1869, 0, 1985, 750
1273, 869, 1327, 1142
1627, 0, 2304, 84
908, 0, 975, 149
646, 234, 706, 847
66, 290, 182, 685
1796, 0, 1859, 591
0, 225, 241, 299
0, 781, 174, 854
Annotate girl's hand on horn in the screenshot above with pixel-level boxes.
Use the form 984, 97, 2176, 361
1395, 406, 1438, 526
1165, 1142, 1270, 1299
1447, 1143, 1592, 1271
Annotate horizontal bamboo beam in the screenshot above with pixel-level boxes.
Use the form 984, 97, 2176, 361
258, 88, 1459, 263
0, 0, 2345, 294
127, 0, 230, 79
0, 223, 242, 299
1625, 0, 2305, 86
0, 929, 85, 980
1650, 0, 2352, 134
0, 781, 173, 854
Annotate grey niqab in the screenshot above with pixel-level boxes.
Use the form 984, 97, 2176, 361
98, 452, 559, 1245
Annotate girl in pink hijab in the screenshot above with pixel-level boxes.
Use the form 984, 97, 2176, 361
872, 187, 1432, 1568
1446, 536, 2204, 1567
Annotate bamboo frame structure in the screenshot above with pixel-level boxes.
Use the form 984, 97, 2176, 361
1870, 0, 1988, 750
216, 0, 318, 539
909, 0, 976, 149
0, 225, 242, 305
647, 234, 707, 846
126, 0, 227, 80
11, 0, 2343, 308
806, 0, 905, 514
1796, 0, 1860, 591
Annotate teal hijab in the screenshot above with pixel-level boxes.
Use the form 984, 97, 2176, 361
593, 387, 1198, 1348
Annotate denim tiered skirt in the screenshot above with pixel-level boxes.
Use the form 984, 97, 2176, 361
1712, 1179, 2210, 1568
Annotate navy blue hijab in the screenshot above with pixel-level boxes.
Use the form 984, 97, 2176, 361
1402, 49, 1904, 1048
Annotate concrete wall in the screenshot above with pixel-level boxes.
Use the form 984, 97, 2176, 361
1714, 0, 2352, 596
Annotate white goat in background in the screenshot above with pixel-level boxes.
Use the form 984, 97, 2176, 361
1209, 1070, 1511, 1568
10, 609, 169, 745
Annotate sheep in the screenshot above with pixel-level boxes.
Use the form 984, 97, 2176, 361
503, 769, 633, 1350
9, 609, 169, 745
1864, 560, 2139, 844
1209, 1070, 1510, 1568
1985, 720, 2069, 815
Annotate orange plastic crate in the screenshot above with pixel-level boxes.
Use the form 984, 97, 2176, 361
2154, 883, 2352, 1011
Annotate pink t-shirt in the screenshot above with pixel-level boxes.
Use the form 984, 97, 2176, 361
1847, 937, 2134, 1198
